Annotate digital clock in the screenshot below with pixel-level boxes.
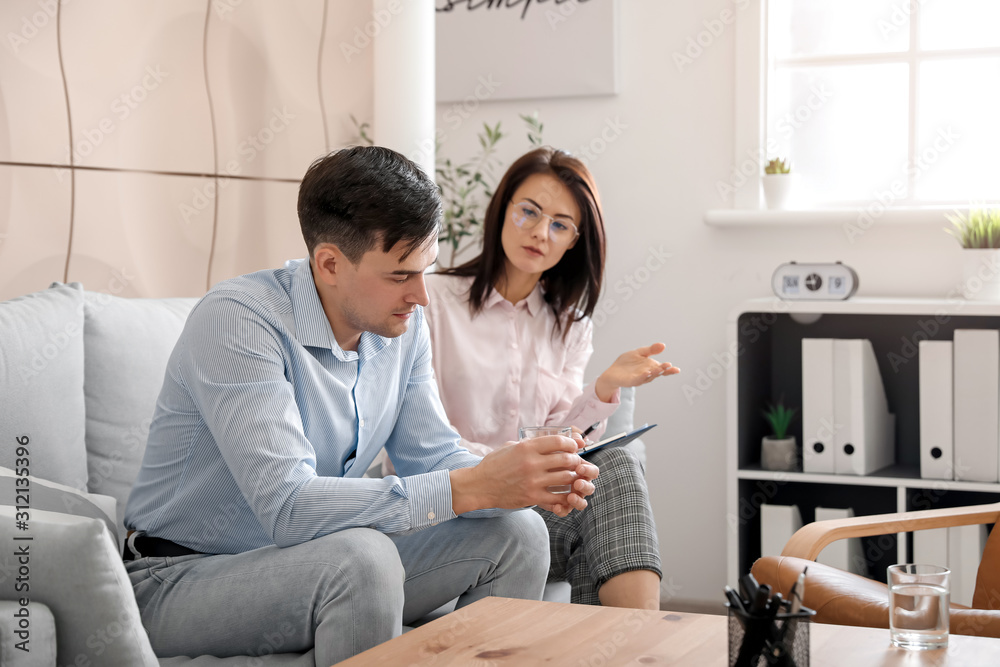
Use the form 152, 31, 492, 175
771, 262, 859, 300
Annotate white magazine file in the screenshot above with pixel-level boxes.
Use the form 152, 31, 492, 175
833, 339, 895, 476
952, 329, 1000, 483
919, 340, 954, 480
760, 503, 803, 559
802, 338, 836, 474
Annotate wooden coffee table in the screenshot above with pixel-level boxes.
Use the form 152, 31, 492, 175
335, 596, 1000, 665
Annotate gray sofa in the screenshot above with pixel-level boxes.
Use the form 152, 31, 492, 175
0, 282, 642, 666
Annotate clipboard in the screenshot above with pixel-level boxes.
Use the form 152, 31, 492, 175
579, 423, 656, 460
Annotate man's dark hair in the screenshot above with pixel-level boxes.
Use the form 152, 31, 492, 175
297, 146, 441, 263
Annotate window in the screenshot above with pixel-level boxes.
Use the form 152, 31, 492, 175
764, 0, 1000, 208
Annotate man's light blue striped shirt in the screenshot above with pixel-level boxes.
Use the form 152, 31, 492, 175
125, 258, 487, 554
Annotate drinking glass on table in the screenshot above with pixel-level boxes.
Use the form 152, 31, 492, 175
888, 563, 950, 650
518, 426, 576, 494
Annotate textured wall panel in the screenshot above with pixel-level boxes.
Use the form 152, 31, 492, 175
68, 170, 212, 297
0, 0, 376, 299
60, 0, 214, 174
209, 178, 306, 287
207, 0, 327, 180
0, 0, 71, 165
0, 166, 72, 300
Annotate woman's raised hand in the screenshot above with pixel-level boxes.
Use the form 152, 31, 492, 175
594, 343, 679, 402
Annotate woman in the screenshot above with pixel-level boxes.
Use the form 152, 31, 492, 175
418, 146, 679, 609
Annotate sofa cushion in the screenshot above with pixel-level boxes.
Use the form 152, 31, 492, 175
0, 466, 118, 543
0, 506, 160, 666
83, 292, 198, 540
0, 600, 57, 666
157, 651, 316, 665
0, 283, 88, 490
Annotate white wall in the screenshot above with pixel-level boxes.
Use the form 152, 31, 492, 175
435, 0, 969, 607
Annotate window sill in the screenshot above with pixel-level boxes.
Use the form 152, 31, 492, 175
703, 206, 961, 228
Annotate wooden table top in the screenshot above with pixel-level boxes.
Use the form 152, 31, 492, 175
336, 596, 1000, 666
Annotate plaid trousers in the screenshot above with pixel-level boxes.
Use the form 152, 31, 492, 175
534, 445, 662, 605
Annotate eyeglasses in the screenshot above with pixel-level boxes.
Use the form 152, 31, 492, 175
509, 200, 580, 246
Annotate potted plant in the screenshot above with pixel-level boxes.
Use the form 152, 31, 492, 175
761, 399, 798, 471
761, 157, 793, 210
946, 207, 1000, 300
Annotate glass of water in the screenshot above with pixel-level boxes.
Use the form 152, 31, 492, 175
888, 564, 950, 650
518, 426, 575, 494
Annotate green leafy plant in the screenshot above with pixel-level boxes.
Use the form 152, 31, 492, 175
762, 399, 797, 440
522, 111, 544, 147
435, 121, 506, 265
349, 114, 373, 146
764, 158, 791, 175
945, 207, 1000, 249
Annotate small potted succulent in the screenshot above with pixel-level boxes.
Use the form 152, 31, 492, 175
762, 157, 793, 210
946, 207, 1000, 300
761, 399, 798, 471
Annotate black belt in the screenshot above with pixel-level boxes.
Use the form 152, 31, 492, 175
123, 531, 203, 561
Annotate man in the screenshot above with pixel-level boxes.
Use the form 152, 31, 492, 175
123, 146, 599, 664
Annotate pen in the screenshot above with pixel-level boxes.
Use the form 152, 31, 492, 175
724, 585, 746, 614
738, 572, 759, 607
765, 591, 783, 618
750, 583, 771, 615
582, 422, 601, 438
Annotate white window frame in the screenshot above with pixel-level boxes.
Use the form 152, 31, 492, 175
708, 0, 975, 227
733, 0, 767, 212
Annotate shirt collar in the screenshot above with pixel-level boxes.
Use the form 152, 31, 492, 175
289, 258, 389, 360
290, 259, 339, 349
484, 280, 545, 316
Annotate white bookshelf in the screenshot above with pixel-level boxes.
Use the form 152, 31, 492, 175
726, 297, 1000, 586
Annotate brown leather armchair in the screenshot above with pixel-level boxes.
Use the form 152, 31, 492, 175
751, 501, 1000, 637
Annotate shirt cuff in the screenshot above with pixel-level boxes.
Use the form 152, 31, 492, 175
406, 468, 456, 529
582, 381, 621, 411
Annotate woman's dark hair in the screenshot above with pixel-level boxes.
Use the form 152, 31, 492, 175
297, 145, 441, 263
441, 146, 606, 337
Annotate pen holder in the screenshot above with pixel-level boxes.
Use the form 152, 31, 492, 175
727, 603, 813, 667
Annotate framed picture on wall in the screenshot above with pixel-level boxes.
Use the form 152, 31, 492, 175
435, 0, 619, 103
